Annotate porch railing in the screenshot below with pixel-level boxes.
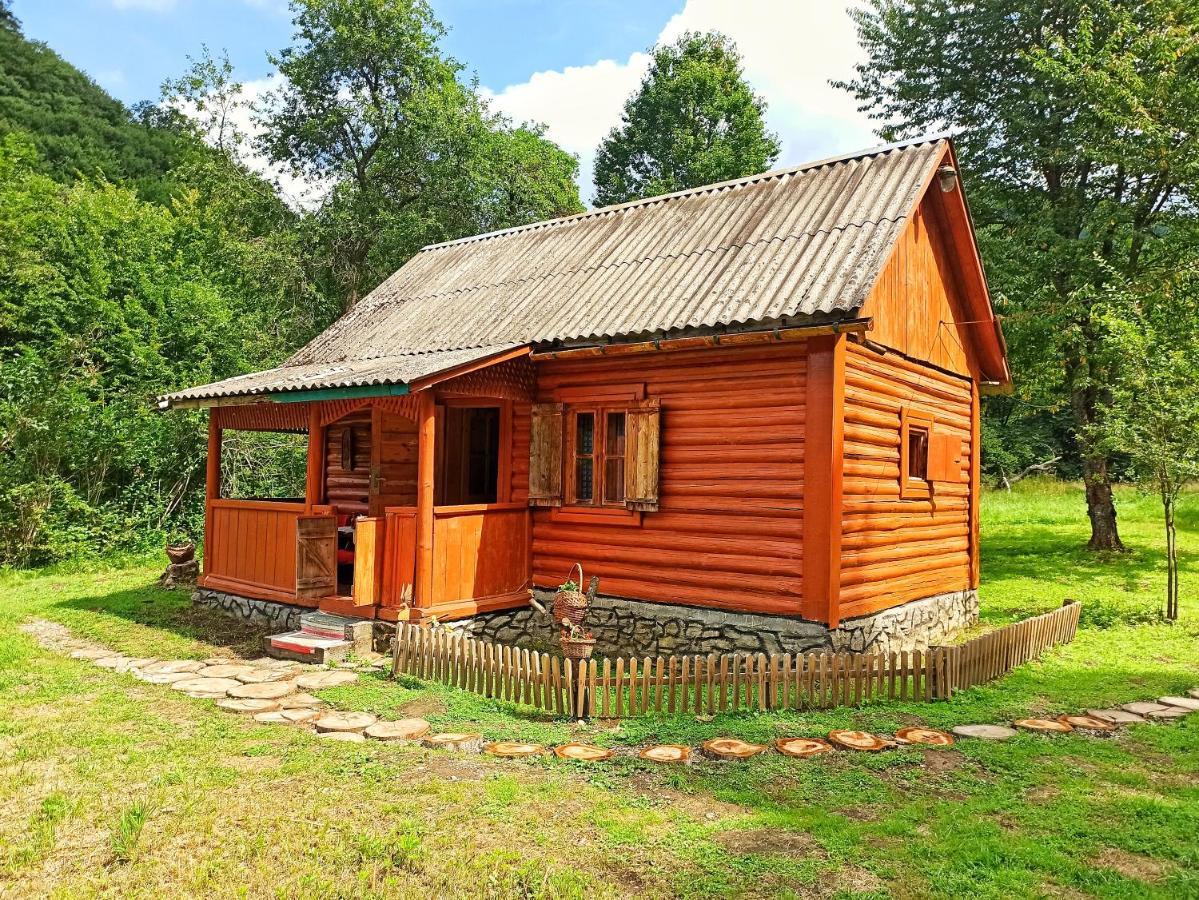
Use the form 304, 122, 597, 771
204, 499, 307, 601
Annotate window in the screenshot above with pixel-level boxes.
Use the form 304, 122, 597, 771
567, 408, 627, 506
900, 408, 934, 499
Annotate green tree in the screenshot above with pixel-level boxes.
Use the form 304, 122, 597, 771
839, 0, 1199, 551
592, 31, 779, 206
1092, 265, 1199, 620
259, 0, 582, 308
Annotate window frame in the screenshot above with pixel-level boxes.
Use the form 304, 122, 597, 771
436, 398, 512, 507
565, 405, 630, 508
900, 408, 934, 500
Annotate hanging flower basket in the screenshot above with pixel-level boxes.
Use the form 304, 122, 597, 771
553, 563, 589, 628
560, 634, 596, 660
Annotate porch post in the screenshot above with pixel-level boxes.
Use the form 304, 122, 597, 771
304, 402, 324, 511
414, 391, 436, 609
204, 413, 222, 576
801, 334, 845, 627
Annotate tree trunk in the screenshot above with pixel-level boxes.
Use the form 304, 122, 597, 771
1083, 455, 1124, 551
1164, 495, 1178, 621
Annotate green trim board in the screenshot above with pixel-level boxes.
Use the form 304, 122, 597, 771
271, 383, 411, 403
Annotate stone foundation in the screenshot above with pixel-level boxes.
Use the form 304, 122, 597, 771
453, 588, 978, 657
193, 585, 978, 658
192, 588, 302, 634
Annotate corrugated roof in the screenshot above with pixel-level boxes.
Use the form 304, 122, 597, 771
162, 138, 947, 406
160, 345, 520, 406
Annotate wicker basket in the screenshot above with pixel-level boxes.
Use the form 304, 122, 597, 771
552, 563, 589, 628
560, 635, 596, 660
166, 542, 195, 564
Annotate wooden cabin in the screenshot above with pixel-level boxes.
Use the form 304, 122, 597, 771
161, 138, 1010, 652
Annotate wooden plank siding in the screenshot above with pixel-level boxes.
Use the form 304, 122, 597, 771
839, 340, 974, 618
526, 343, 807, 616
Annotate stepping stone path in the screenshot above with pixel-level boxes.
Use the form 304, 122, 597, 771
313, 711, 377, 734
297, 670, 358, 690
364, 718, 430, 742
227, 681, 294, 700
217, 698, 280, 713
1089, 709, 1146, 725
20, 619, 1199, 770
952, 724, 1018, 741
1160, 696, 1199, 711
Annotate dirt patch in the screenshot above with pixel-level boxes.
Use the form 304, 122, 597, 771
397, 697, 447, 718
837, 806, 879, 822
621, 770, 748, 821
920, 749, 966, 773
1094, 848, 1171, 883
224, 754, 282, 773
716, 828, 825, 859
422, 757, 488, 782
831, 865, 884, 894
1026, 784, 1061, 804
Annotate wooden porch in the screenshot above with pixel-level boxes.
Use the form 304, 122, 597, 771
199, 352, 535, 623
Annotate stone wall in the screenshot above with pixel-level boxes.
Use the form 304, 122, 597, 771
829, 589, 979, 654
455, 588, 979, 658
192, 588, 302, 633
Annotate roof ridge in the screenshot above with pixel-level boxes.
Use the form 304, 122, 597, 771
415, 134, 949, 253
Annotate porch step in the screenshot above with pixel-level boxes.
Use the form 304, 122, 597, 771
265, 631, 352, 665
301, 612, 373, 652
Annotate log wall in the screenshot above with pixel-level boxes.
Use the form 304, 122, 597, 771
527, 343, 807, 616
839, 339, 974, 618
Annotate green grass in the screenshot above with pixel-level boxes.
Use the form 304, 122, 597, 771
0, 481, 1196, 898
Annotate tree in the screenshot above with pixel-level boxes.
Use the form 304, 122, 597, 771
1093, 265, 1199, 620
839, 0, 1199, 551
593, 31, 779, 206
1, 0, 18, 31
259, 0, 582, 308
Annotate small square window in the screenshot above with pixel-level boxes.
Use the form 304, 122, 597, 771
907, 426, 929, 482
900, 408, 934, 499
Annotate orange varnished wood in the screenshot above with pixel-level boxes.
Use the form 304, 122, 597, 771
351, 517, 385, 606
414, 391, 436, 607
802, 335, 845, 625
203, 416, 221, 576
839, 340, 973, 618
382, 506, 417, 607
430, 503, 530, 605
206, 499, 304, 596
529, 342, 807, 615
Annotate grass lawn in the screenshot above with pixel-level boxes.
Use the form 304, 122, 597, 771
1, 481, 1197, 898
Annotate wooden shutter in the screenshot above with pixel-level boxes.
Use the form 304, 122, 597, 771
624, 398, 661, 512
928, 430, 965, 482
295, 514, 336, 599
528, 402, 564, 506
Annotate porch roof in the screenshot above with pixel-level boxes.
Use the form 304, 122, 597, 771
159, 344, 522, 408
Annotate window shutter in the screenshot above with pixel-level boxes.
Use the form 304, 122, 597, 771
528, 402, 564, 506
928, 430, 965, 482
624, 398, 661, 512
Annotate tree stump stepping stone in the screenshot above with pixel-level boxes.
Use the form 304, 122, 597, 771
700, 738, 767, 760
1122, 701, 1171, 716
143, 660, 205, 675
227, 681, 295, 700
138, 671, 193, 685
1088, 708, 1145, 725
1146, 706, 1189, 721
952, 724, 1017, 741
313, 711, 377, 733
187, 690, 230, 700
296, 670, 358, 690
126, 658, 158, 670
896, 727, 955, 747
281, 708, 320, 724
171, 677, 242, 695
1058, 714, 1117, 732
554, 743, 614, 762
638, 745, 691, 763
235, 668, 292, 684
422, 733, 484, 752
197, 664, 258, 680
253, 711, 290, 724
828, 730, 889, 751
364, 719, 430, 742
484, 741, 548, 758
319, 731, 366, 743
278, 693, 323, 709
1015, 718, 1073, 734
94, 656, 129, 669
1159, 696, 1199, 711
774, 737, 833, 758
217, 698, 280, 713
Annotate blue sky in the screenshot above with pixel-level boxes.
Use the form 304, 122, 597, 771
11, 0, 876, 203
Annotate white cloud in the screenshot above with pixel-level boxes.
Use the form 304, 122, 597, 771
486, 0, 877, 204
111, 0, 177, 11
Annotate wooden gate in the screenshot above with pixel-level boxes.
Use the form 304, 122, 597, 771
295, 514, 336, 599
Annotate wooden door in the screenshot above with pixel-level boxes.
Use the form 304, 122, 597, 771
295, 514, 336, 600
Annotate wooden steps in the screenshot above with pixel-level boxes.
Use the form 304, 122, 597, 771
264, 612, 372, 663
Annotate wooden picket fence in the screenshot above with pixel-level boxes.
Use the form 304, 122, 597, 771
391, 600, 1081, 719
